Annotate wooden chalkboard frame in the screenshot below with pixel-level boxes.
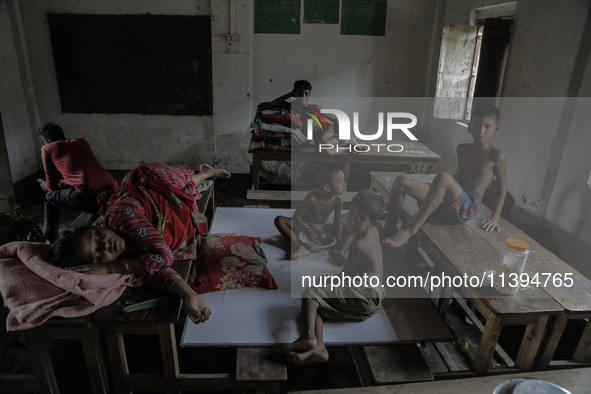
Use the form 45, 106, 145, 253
48, 13, 213, 116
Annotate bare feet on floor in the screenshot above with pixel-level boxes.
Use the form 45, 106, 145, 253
285, 343, 329, 365
382, 227, 416, 248
283, 336, 317, 353
291, 245, 311, 260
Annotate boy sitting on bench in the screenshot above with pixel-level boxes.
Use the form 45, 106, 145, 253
382, 104, 507, 248
274, 168, 346, 260
283, 190, 386, 365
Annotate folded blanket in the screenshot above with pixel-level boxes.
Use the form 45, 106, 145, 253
0, 241, 143, 331
256, 120, 308, 143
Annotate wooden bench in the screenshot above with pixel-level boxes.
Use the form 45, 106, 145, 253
246, 190, 357, 208
236, 348, 287, 394
370, 172, 566, 373
250, 141, 440, 190
362, 345, 433, 385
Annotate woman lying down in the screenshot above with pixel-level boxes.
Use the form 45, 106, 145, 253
44, 162, 231, 324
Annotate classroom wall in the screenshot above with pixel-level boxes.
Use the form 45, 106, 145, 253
1, 0, 589, 276
251, 0, 440, 107
0, 0, 41, 182
2, 0, 441, 181
0, 0, 253, 179
421, 0, 591, 277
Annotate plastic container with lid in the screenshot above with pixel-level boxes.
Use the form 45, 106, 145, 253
494, 238, 529, 295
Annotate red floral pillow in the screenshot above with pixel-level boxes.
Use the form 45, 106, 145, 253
190, 233, 278, 294
258, 114, 303, 130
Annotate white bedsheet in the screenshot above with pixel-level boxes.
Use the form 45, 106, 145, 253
181, 207, 450, 347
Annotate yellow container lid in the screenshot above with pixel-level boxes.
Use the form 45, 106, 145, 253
505, 238, 529, 251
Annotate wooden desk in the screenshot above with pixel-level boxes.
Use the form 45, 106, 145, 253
1, 182, 223, 394
288, 367, 591, 394
370, 172, 566, 373
249, 141, 440, 189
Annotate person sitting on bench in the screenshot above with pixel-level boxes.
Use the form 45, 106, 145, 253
283, 190, 386, 365
44, 162, 230, 325
382, 104, 507, 248
274, 168, 347, 260
38, 123, 119, 242
271, 80, 356, 155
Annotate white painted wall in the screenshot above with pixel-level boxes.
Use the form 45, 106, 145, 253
251, 0, 439, 107
1, 0, 253, 179
0, 0, 41, 182
2, 0, 441, 180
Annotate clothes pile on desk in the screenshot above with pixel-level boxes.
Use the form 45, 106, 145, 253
250, 102, 309, 151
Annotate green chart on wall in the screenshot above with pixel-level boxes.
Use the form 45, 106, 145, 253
254, 0, 301, 34
304, 0, 339, 24
341, 0, 387, 36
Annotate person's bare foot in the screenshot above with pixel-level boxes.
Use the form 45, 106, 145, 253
285, 343, 329, 365
382, 227, 415, 248
283, 336, 316, 353
199, 163, 231, 178
291, 246, 311, 260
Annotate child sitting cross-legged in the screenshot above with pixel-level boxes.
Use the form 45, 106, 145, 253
283, 190, 387, 365
274, 168, 347, 260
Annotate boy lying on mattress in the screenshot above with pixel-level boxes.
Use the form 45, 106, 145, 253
271, 80, 357, 155
44, 162, 230, 325
283, 190, 387, 365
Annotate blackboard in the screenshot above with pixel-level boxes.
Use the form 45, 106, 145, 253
48, 14, 213, 115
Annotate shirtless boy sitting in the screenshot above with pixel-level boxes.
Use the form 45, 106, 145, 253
283, 190, 387, 365
383, 104, 507, 248
271, 80, 356, 155
274, 168, 347, 260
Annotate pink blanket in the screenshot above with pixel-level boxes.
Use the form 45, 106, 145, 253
0, 241, 143, 331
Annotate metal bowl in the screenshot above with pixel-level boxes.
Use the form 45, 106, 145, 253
297, 230, 337, 252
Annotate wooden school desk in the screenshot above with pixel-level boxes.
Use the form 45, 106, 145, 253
370, 172, 569, 373
249, 141, 440, 189
288, 367, 591, 394
1, 182, 217, 394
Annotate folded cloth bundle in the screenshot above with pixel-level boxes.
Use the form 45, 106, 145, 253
0, 241, 143, 331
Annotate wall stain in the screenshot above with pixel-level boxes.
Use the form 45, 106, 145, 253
356, 56, 375, 81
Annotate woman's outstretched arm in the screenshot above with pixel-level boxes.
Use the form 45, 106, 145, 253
166, 274, 211, 324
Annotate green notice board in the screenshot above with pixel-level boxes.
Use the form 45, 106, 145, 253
254, 0, 301, 34
341, 0, 387, 36
304, 0, 339, 24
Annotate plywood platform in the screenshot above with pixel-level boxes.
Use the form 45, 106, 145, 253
181, 208, 454, 347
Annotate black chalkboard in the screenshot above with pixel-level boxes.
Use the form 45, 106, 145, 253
48, 14, 213, 115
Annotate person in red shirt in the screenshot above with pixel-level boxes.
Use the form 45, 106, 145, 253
38, 123, 119, 242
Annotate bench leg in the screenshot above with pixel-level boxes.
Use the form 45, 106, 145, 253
158, 324, 180, 394
473, 314, 503, 373
515, 315, 548, 371
251, 154, 261, 190
104, 324, 132, 394
78, 324, 110, 394
573, 317, 591, 363
23, 329, 60, 394
536, 313, 569, 369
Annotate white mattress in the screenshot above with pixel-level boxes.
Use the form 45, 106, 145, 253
181, 207, 451, 347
